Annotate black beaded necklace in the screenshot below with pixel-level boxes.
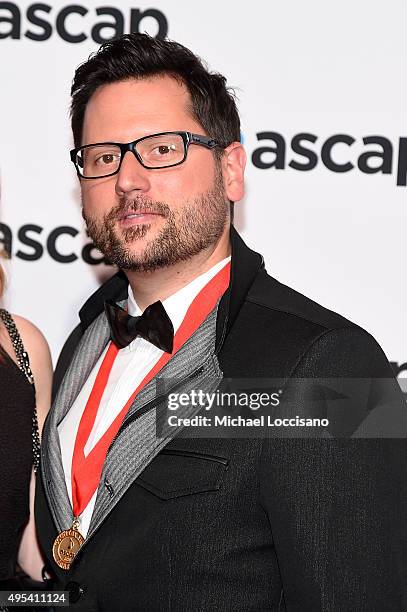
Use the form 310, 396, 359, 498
0, 309, 41, 473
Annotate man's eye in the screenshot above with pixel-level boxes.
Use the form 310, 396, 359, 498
95, 153, 119, 165
154, 144, 176, 155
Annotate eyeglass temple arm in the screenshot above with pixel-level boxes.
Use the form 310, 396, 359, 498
189, 133, 219, 149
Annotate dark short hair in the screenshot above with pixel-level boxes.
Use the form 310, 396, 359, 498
70, 33, 240, 151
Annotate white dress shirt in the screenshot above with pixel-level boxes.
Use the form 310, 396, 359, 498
58, 256, 230, 537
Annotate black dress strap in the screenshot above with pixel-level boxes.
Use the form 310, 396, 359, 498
0, 309, 41, 473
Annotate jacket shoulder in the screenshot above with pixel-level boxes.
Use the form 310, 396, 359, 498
51, 271, 128, 402
51, 324, 83, 402
217, 267, 393, 379
247, 268, 358, 333
219, 267, 395, 380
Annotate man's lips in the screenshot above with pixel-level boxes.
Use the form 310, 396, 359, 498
117, 211, 163, 226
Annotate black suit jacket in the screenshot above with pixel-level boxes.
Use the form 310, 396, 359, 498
36, 228, 407, 611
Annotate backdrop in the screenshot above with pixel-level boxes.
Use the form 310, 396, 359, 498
1, 1, 406, 389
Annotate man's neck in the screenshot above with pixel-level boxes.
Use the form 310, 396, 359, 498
124, 233, 231, 311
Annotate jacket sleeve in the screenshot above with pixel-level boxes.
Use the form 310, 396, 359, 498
258, 326, 407, 611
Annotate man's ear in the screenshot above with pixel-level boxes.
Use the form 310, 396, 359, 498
221, 142, 246, 202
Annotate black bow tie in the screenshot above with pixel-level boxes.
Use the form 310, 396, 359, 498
104, 300, 174, 353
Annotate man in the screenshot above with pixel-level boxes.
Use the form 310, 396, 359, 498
36, 34, 407, 610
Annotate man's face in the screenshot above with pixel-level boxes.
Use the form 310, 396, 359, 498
80, 75, 231, 272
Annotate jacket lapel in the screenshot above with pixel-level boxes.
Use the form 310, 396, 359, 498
41, 312, 111, 532
87, 305, 221, 539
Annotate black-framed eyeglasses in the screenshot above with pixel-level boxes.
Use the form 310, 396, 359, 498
70, 131, 223, 179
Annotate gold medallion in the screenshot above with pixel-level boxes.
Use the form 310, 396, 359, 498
52, 520, 84, 570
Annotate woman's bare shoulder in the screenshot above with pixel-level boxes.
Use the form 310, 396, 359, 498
10, 314, 53, 428
11, 314, 50, 351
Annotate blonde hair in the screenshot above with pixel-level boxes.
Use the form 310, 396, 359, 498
0, 262, 4, 298
0, 252, 7, 298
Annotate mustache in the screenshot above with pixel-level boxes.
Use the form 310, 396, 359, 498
106, 197, 171, 221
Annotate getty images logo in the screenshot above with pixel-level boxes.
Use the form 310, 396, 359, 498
0, 3, 168, 43
251, 132, 407, 186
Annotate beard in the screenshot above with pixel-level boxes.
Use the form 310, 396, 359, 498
82, 168, 229, 273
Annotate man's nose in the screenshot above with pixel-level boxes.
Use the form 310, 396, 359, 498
115, 150, 151, 196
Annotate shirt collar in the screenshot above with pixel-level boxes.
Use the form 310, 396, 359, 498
127, 256, 231, 335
